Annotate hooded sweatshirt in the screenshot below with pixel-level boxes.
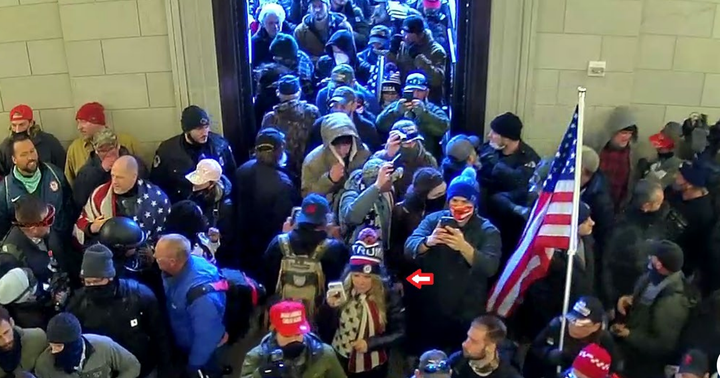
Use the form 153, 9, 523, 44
316, 30, 359, 81
301, 113, 371, 200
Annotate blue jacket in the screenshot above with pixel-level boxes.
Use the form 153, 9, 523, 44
0, 162, 74, 237
163, 255, 226, 369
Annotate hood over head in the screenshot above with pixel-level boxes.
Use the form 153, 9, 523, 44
320, 112, 361, 163
605, 106, 638, 141
324, 30, 358, 64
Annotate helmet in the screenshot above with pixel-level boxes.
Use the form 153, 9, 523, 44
97, 217, 153, 272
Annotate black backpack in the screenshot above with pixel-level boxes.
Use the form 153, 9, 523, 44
186, 268, 266, 344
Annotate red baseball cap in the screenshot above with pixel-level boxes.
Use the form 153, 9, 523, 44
649, 131, 674, 150
423, 0, 442, 9
269, 301, 310, 337
9, 105, 33, 122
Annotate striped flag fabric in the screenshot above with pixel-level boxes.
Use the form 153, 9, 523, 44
486, 106, 581, 317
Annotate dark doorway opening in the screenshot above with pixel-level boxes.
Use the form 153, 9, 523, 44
212, 0, 492, 165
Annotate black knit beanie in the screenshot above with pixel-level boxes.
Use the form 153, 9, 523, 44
270, 33, 299, 61
47, 313, 82, 344
490, 112, 523, 141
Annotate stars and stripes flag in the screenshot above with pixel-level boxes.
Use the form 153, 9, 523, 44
486, 106, 582, 318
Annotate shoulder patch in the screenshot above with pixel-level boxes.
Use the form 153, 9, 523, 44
524, 161, 537, 169
153, 155, 161, 168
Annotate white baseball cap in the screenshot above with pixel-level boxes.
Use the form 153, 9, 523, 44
185, 159, 222, 186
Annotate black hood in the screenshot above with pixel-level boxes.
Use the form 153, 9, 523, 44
324, 29, 358, 66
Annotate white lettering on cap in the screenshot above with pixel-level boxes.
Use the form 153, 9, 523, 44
573, 301, 591, 317
280, 310, 302, 324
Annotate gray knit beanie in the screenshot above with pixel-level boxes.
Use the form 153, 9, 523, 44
81, 244, 116, 278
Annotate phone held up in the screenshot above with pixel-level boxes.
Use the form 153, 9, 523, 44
439, 216, 459, 229
290, 207, 302, 225
403, 90, 415, 102
327, 281, 347, 303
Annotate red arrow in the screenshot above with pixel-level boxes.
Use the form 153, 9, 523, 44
406, 269, 434, 289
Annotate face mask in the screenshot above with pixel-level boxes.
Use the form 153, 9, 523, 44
53, 339, 84, 374
85, 284, 116, 302
280, 341, 306, 359
425, 197, 446, 213
450, 204, 474, 222
489, 141, 504, 150
334, 52, 350, 65
400, 145, 419, 159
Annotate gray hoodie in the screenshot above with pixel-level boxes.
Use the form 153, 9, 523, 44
34, 334, 140, 378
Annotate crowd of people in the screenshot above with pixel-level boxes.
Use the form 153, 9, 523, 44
0, 0, 718, 378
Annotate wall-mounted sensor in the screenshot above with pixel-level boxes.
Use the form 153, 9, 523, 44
588, 61, 606, 77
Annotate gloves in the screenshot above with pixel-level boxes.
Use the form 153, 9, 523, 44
389, 34, 403, 54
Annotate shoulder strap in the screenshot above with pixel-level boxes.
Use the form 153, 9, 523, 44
186, 280, 229, 306
1, 243, 24, 262
278, 233, 293, 257
311, 239, 331, 260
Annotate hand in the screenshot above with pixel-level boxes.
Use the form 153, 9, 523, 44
617, 295, 633, 315
425, 226, 447, 247
390, 34, 403, 54
351, 340, 368, 353
402, 99, 413, 111
375, 163, 393, 189
414, 54, 431, 67
208, 227, 220, 243
386, 132, 402, 158
90, 216, 110, 233
546, 348, 564, 365
282, 217, 293, 233
326, 291, 344, 308
329, 163, 345, 183
440, 227, 471, 252
411, 99, 424, 111
611, 323, 630, 338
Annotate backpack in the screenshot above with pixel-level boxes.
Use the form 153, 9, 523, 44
187, 268, 264, 344
276, 233, 330, 320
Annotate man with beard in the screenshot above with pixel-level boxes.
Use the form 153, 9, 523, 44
35, 312, 140, 378
448, 315, 521, 378
373, 120, 438, 199
293, 0, 352, 62
0, 306, 47, 377
611, 240, 694, 378
0, 134, 74, 238
65, 102, 141, 187
74, 156, 170, 247
0, 105, 65, 177
73, 127, 148, 209
66, 245, 171, 377
151, 105, 236, 204
404, 168, 501, 355
241, 301, 346, 377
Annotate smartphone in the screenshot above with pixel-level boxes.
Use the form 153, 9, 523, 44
290, 207, 302, 224
327, 281, 347, 302
403, 90, 414, 101
391, 152, 403, 166
439, 216, 459, 229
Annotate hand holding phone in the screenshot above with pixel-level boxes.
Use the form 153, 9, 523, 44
327, 281, 346, 308
290, 207, 302, 225
439, 216, 459, 229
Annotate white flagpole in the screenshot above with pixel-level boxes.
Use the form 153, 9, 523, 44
558, 87, 587, 363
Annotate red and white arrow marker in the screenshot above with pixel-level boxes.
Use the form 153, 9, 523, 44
406, 269, 434, 289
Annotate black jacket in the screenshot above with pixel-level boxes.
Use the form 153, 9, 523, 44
478, 141, 541, 196
190, 175, 235, 267
580, 171, 614, 257
235, 159, 301, 278
315, 30, 360, 82
150, 133, 237, 204
251, 23, 295, 69
0, 130, 66, 177
73, 147, 148, 208
66, 279, 171, 377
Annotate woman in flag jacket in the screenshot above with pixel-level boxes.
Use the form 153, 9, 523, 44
316, 229, 404, 378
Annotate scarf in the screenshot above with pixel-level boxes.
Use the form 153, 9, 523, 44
0, 329, 22, 374
13, 166, 41, 194
332, 292, 387, 373
468, 350, 500, 377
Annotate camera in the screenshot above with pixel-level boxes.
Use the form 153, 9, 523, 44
260, 349, 290, 378
48, 271, 71, 311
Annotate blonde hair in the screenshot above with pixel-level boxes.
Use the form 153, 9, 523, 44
342, 272, 387, 326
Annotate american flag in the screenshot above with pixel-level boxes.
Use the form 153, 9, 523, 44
486, 106, 581, 317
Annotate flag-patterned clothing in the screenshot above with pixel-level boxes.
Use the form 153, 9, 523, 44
487, 106, 581, 317
74, 179, 170, 245
332, 292, 388, 373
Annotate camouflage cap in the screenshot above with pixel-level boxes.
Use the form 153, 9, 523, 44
328, 86, 357, 107
91, 127, 118, 149
331, 64, 355, 85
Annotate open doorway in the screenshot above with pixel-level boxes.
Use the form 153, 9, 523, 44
212, 0, 491, 164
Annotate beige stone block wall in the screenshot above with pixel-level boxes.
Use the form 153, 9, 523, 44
0, 0, 178, 161
519, 0, 720, 156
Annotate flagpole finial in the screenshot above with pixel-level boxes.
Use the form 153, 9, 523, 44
578, 87, 587, 93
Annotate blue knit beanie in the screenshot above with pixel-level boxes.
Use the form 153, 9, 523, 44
446, 167, 479, 203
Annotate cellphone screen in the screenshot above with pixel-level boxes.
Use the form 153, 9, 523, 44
403, 91, 414, 101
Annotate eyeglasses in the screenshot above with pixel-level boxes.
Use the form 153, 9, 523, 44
14, 205, 55, 228
423, 360, 450, 374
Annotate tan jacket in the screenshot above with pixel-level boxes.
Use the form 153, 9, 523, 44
64, 131, 142, 187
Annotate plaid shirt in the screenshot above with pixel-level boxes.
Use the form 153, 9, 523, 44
599, 146, 631, 212
296, 50, 315, 97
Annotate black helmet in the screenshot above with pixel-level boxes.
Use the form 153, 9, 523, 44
98, 217, 146, 250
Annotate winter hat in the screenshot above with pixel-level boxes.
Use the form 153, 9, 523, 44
276, 74, 301, 96
350, 228, 383, 274
296, 194, 330, 226
0, 268, 31, 305
270, 33, 299, 60
446, 134, 481, 162
9, 105, 33, 122
402, 15, 425, 34
81, 244, 116, 278
423, 0, 442, 10
76, 102, 106, 125
581, 146, 600, 174
410, 167, 445, 199
678, 349, 709, 377
578, 202, 591, 225
47, 313, 82, 344
361, 158, 385, 186
368, 25, 391, 47
679, 161, 708, 187
447, 167, 479, 204
572, 344, 611, 378
490, 112, 523, 141
648, 239, 684, 273
181, 105, 210, 132
382, 72, 402, 94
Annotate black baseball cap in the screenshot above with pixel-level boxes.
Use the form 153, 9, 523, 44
328, 86, 357, 107
565, 296, 604, 325
418, 349, 451, 378
255, 128, 285, 151
276, 75, 301, 96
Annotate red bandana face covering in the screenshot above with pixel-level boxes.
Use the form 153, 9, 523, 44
449, 204, 474, 222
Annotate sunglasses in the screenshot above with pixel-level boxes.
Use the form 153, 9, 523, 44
14, 205, 55, 228
423, 360, 450, 374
